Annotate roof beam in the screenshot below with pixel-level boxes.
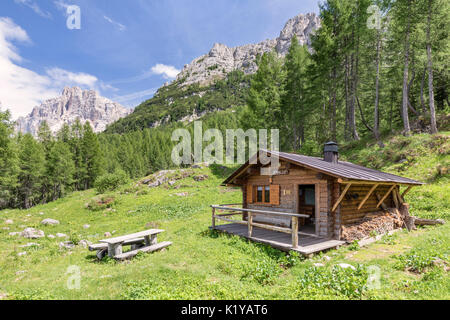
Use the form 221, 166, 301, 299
357, 184, 379, 210
376, 184, 397, 209
332, 183, 352, 212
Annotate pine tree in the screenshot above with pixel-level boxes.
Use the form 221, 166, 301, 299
46, 141, 75, 200
81, 122, 103, 189
17, 134, 45, 208
0, 109, 18, 208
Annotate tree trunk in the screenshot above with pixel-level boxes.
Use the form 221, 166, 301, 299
426, 0, 438, 134
401, 0, 412, 136
420, 65, 427, 114
351, 32, 360, 141
374, 30, 384, 147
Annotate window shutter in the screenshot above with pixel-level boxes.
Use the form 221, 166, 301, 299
247, 184, 253, 204
270, 185, 280, 205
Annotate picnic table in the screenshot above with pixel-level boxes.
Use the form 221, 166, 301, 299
89, 229, 172, 261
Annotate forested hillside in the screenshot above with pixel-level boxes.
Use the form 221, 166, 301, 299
0, 0, 448, 210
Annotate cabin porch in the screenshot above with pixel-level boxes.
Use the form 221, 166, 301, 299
211, 205, 345, 256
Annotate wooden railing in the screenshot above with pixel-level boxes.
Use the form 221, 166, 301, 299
211, 204, 310, 249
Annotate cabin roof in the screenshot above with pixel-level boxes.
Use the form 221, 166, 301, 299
223, 150, 424, 186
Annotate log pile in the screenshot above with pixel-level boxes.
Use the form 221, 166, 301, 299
341, 204, 446, 242
341, 211, 403, 242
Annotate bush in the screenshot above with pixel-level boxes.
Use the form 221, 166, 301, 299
86, 195, 117, 211
95, 170, 129, 193
395, 247, 444, 273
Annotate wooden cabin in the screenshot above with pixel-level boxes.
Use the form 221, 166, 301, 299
211, 143, 423, 255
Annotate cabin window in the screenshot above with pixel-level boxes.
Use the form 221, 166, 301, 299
264, 186, 270, 203
256, 186, 263, 202
254, 185, 272, 204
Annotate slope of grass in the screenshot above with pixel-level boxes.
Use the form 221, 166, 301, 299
0, 133, 448, 300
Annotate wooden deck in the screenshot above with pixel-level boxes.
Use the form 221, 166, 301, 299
212, 223, 345, 256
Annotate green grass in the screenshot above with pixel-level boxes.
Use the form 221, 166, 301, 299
0, 133, 449, 300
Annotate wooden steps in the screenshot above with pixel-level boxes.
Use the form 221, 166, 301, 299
114, 241, 172, 261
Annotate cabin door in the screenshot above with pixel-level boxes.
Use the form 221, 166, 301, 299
298, 185, 316, 230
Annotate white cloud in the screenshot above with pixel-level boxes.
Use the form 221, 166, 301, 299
53, 0, 70, 12
0, 17, 105, 119
103, 16, 126, 31
14, 0, 52, 19
112, 88, 157, 106
151, 64, 180, 79
45, 68, 98, 88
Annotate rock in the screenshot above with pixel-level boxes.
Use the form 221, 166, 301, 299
168, 180, 176, 186
175, 192, 189, 197
19, 243, 40, 248
191, 164, 202, 169
17, 252, 27, 257
16, 87, 132, 137
15, 271, 27, 275
2, 227, 10, 230
39, 212, 44, 215
314, 263, 325, 267
193, 175, 209, 182
9, 232, 20, 236
59, 241, 75, 250
398, 159, 408, 164
21, 228, 45, 239
78, 240, 92, 248
83, 224, 91, 229
4, 219, 13, 225
47, 235, 55, 239
323, 255, 331, 261
337, 263, 356, 270
55, 233, 67, 238
41, 218, 60, 226
104, 232, 112, 237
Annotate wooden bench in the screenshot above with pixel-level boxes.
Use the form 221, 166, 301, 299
114, 241, 172, 261
90, 229, 172, 261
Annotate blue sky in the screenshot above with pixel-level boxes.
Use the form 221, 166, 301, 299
0, 0, 320, 118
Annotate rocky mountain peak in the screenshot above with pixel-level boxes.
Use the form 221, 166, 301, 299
16, 87, 131, 137
176, 12, 320, 87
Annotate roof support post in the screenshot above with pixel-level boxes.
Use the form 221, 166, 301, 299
357, 184, 379, 210
401, 186, 413, 198
332, 183, 352, 212
376, 184, 397, 208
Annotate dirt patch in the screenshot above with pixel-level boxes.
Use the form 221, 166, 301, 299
341, 211, 404, 242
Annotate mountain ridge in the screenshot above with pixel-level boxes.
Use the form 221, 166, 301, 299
175, 13, 320, 87
16, 87, 131, 137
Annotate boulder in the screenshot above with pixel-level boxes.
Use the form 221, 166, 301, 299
59, 241, 75, 250
56, 233, 67, 238
193, 175, 209, 182
41, 218, 60, 226
78, 240, 92, 248
337, 263, 356, 270
21, 228, 45, 239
